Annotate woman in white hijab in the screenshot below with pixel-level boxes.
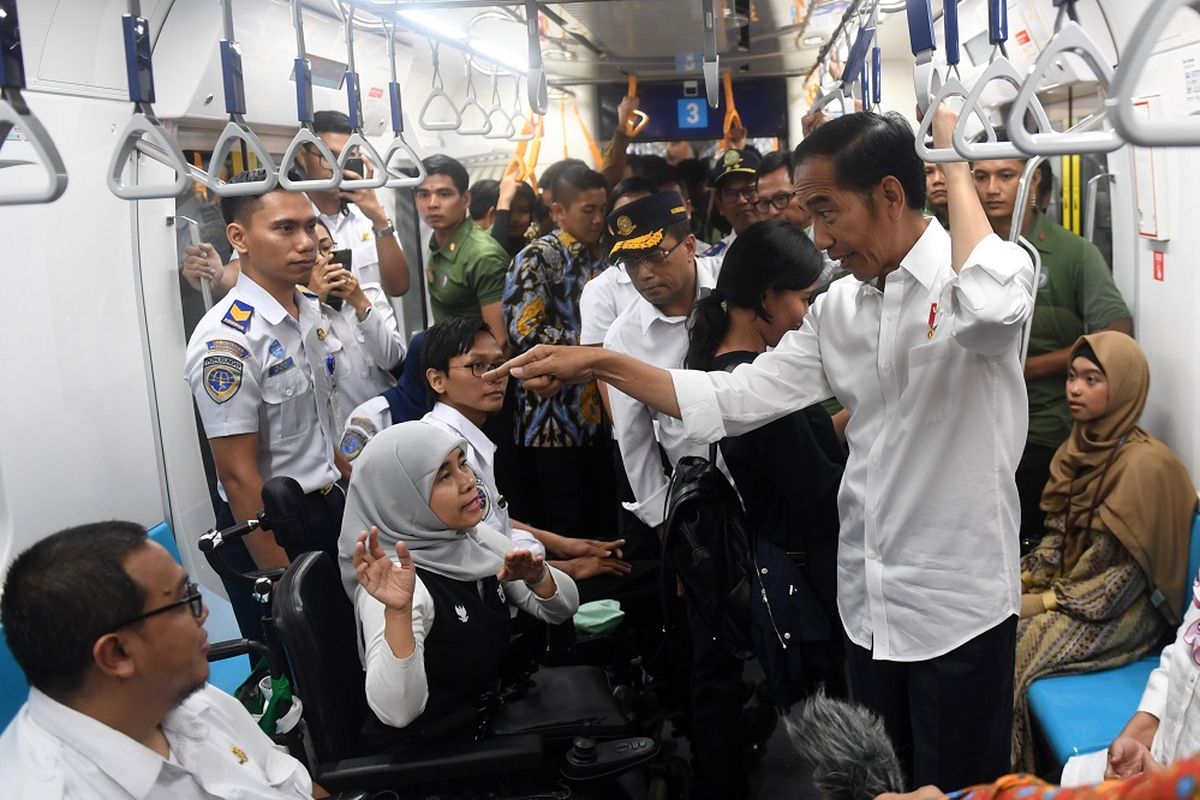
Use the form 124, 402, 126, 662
339, 421, 579, 747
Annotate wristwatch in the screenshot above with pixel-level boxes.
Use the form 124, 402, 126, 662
373, 220, 395, 238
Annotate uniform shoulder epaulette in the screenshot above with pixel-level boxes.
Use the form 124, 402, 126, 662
220, 299, 255, 334
300, 289, 319, 299
702, 241, 728, 257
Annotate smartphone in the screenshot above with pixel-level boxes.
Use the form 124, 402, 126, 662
343, 156, 365, 178
327, 249, 353, 310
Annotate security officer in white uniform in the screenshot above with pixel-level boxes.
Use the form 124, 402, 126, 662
184, 170, 346, 637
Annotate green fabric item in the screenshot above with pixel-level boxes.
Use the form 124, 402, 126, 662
1024, 212, 1131, 449
235, 657, 295, 735
426, 217, 512, 323
573, 599, 625, 635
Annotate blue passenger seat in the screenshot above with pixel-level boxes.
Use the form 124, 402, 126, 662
1028, 510, 1200, 765
0, 522, 251, 730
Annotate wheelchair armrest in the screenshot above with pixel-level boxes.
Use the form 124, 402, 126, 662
313, 733, 544, 792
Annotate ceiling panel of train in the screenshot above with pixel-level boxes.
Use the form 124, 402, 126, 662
352, 0, 927, 88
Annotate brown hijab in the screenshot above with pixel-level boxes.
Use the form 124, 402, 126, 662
1041, 331, 1197, 623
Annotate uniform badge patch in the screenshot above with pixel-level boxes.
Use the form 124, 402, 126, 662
348, 416, 379, 436
615, 215, 635, 236
221, 300, 255, 334
267, 356, 296, 378
269, 339, 285, 359
477, 486, 492, 519
203, 355, 243, 404
206, 339, 250, 358
340, 428, 368, 461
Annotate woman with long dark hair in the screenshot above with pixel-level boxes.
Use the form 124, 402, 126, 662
685, 219, 847, 710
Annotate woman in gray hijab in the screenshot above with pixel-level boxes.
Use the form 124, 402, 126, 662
339, 421, 579, 746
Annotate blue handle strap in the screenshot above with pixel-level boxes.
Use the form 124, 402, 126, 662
987, 0, 1008, 45
872, 45, 882, 105
0, 0, 25, 90
389, 82, 404, 134
843, 25, 875, 88
122, 13, 155, 104
345, 70, 362, 129
944, 0, 960, 66
293, 57, 313, 124
905, 0, 936, 55
219, 40, 247, 116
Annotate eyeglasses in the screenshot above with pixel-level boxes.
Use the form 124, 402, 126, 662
753, 191, 798, 213
110, 583, 204, 631
718, 185, 758, 204
619, 237, 687, 274
450, 362, 508, 378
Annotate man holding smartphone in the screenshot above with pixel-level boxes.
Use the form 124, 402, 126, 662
291, 110, 410, 298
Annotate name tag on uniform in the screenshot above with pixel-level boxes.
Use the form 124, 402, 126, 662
267, 357, 296, 378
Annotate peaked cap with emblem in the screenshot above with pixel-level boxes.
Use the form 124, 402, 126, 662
606, 191, 690, 258
710, 147, 761, 186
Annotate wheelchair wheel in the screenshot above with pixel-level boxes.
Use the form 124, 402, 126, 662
646, 755, 690, 800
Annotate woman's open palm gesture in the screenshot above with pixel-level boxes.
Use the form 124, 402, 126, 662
354, 526, 416, 612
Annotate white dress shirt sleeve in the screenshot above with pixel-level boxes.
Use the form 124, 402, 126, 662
510, 526, 548, 559
1138, 594, 1200, 721
609, 382, 672, 527
355, 283, 405, 370
504, 564, 579, 624
579, 273, 616, 346
669, 303, 833, 443
944, 234, 1034, 357
357, 577, 434, 729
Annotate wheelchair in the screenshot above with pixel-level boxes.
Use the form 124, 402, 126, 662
199, 477, 687, 799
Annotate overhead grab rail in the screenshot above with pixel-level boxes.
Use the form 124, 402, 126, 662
951, 0, 1053, 160
1109, 0, 1200, 147
523, 0, 548, 115
1011, 154, 1045, 370
906, 0, 938, 118
381, 16, 425, 189
913, 0, 992, 163
205, 0, 278, 197
457, 55, 493, 136
0, 0, 68, 205
624, 74, 650, 138
846, 1, 877, 109
418, 41, 463, 131
701, 0, 720, 108
509, 76, 536, 142
484, 72, 516, 140
278, 0, 342, 192
337, 4, 387, 190
1084, 172, 1115, 243
808, 63, 852, 117
108, 0, 194, 199
1008, 0, 1121, 155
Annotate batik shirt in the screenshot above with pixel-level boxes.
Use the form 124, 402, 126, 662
502, 229, 607, 448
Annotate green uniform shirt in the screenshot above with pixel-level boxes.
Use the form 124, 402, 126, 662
425, 217, 511, 323
1025, 212, 1131, 448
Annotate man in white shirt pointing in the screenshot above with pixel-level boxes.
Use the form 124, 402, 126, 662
487, 108, 1034, 790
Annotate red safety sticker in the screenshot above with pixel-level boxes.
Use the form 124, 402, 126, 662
368, 86, 384, 99
1153, 251, 1165, 282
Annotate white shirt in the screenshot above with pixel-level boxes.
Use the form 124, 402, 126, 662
185, 273, 340, 495
700, 230, 736, 259
603, 258, 719, 528
580, 255, 724, 346
356, 560, 579, 728
317, 202, 385, 288
341, 395, 392, 462
1141, 577, 1200, 766
670, 221, 1034, 661
423, 403, 546, 558
318, 282, 404, 430
0, 686, 311, 799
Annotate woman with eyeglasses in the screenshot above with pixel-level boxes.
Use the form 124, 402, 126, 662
684, 219, 848, 711
339, 421, 580, 751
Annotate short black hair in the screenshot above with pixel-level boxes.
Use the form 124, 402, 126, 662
220, 168, 305, 225
648, 168, 690, 203
421, 154, 470, 194
553, 164, 608, 208
1, 522, 149, 697
312, 110, 353, 136
628, 154, 670, 178
1036, 160, 1054, 206
757, 150, 794, 182
610, 176, 655, 209
675, 158, 711, 190
421, 317, 496, 404
662, 218, 692, 245
539, 158, 586, 199
469, 179, 500, 220
794, 112, 926, 211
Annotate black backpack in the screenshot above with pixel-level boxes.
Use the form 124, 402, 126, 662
661, 443, 755, 659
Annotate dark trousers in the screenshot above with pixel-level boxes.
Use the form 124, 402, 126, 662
212, 485, 346, 641
1016, 442, 1057, 552
685, 602, 747, 800
512, 445, 618, 539
845, 615, 1017, 791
